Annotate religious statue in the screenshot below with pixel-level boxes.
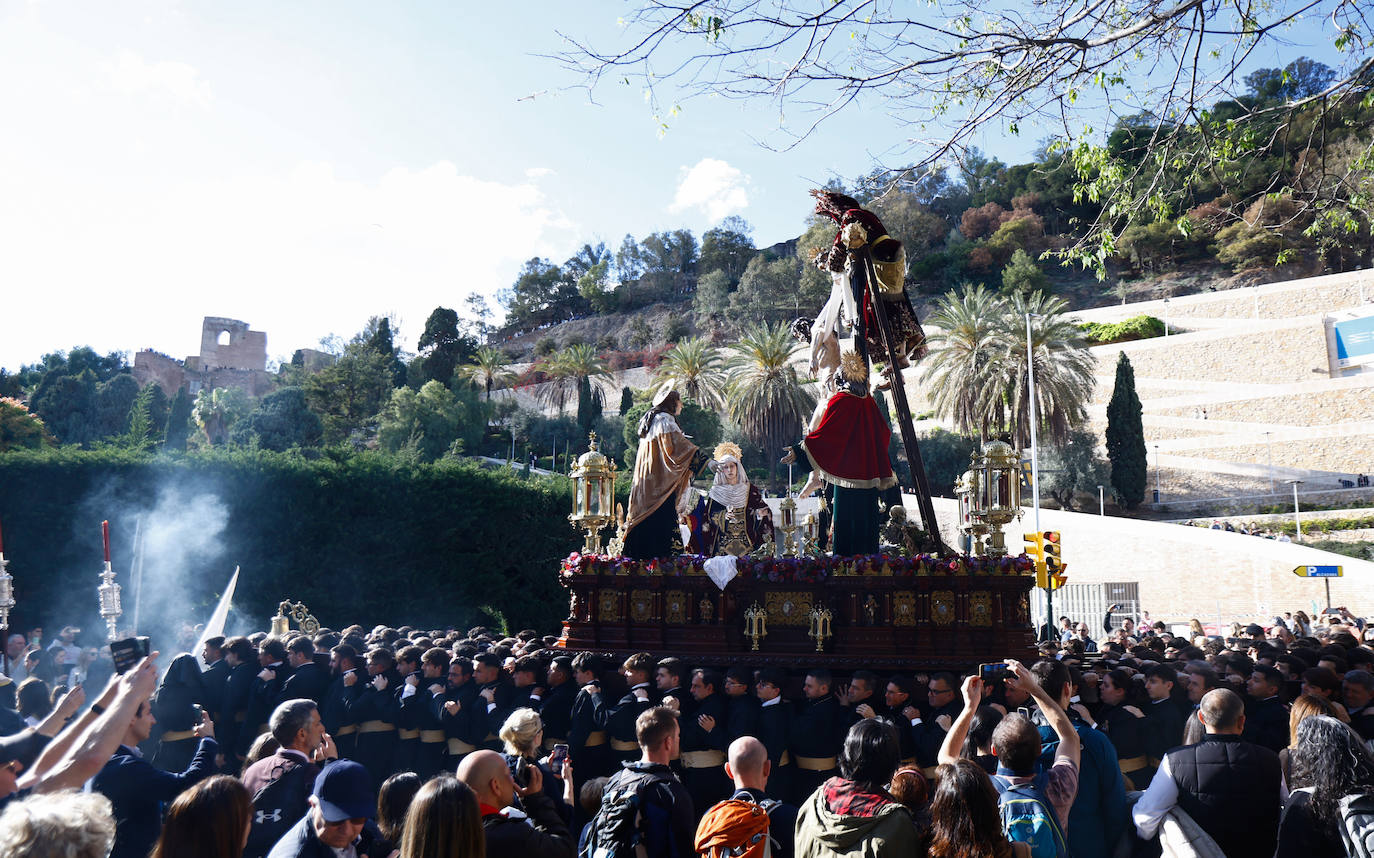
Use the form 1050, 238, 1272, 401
782, 352, 897, 556
684, 443, 775, 557
622, 385, 706, 560
880, 505, 929, 558
808, 189, 928, 386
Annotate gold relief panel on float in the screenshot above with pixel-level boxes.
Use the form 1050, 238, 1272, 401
931, 590, 956, 626
765, 591, 814, 626
970, 592, 993, 627
629, 589, 654, 623
664, 590, 687, 624
892, 591, 917, 627
597, 591, 620, 623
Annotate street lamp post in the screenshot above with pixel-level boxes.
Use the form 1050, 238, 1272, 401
1154, 445, 1161, 503
1287, 479, 1304, 539
1098, 485, 1105, 517
1265, 431, 1274, 493
1163, 298, 1170, 337
1025, 313, 1046, 636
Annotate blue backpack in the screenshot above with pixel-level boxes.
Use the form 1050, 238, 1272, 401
992, 772, 1068, 858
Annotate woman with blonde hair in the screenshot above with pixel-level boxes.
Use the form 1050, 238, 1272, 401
1281, 694, 1338, 786
499, 707, 574, 813
398, 775, 484, 858
1188, 618, 1205, 639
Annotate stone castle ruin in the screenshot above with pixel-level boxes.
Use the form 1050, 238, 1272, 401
134, 316, 279, 397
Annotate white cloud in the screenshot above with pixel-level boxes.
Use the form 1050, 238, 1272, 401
668, 158, 749, 221
0, 160, 579, 368
525, 167, 555, 179
103, 50, 212, 107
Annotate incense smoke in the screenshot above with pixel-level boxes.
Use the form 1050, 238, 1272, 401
75, 481, 230, 655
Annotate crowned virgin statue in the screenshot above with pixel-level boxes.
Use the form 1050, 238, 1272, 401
684, 442, 775, 557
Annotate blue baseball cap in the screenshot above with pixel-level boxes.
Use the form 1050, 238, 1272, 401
312, 761, 374, 822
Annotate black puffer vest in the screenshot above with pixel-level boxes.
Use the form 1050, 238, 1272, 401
1165, 733, 1282, 855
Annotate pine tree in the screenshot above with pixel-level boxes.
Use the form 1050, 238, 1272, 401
1105, 352, 1147, 509
619, 386, 634, 416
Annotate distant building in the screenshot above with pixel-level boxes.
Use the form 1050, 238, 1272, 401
133, 316, 277, 397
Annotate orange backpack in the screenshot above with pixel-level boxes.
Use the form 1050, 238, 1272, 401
694, 797, 779, 858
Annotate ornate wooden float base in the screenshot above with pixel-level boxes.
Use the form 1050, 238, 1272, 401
555, 554, 1037, 671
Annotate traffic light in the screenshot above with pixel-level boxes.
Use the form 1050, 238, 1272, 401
1023, 532, 1045, 567
1044, 531, 1066, 590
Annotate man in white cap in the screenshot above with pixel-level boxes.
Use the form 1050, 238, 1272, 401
623, 386, 704, 559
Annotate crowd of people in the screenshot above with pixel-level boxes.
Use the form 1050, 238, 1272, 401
1, 606, 1374, 857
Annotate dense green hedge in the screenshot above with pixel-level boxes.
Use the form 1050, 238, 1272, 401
0, 447, 581, 641
1079, 315, 1166, 345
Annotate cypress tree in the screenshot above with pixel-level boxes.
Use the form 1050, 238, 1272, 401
1105, 352, 1147, 509
163, 388, 193, 451
576, 376, 602, 434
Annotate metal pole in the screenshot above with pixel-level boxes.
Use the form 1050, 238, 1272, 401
1163, 298, 1170, 336
1098, 486, 1104, 516
1326, 578, 1332, 611
129, 517, 145, 635
1026, 313, 1045, 635
1292, 481, 1302, 538
1154, 445, 1160, 498
1265, 432, 1273, 493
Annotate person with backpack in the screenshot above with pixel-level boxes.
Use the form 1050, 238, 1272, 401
1027, 660, 1128, 858
582, 705, 695, 858
793, 718, 918, 858
938, 660, 1080, 858
240, 699, 340, 858
696, 736, 797, 858
1277, 714, 1374, 857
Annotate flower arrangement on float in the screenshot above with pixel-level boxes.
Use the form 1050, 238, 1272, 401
559, 551, 1034, 583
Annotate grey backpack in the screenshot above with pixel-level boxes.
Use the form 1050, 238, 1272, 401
1339, 792, 1374, 858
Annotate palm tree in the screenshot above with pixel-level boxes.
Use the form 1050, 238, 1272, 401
919, 284, 1008, 443
191, 386, 248, 445
536, 343, 611, 415
458, 347, 515, 400
724, 323, 816, 479
920, 285, 1097, 449
992, 291, 1097, 450
652, 336, 726, 408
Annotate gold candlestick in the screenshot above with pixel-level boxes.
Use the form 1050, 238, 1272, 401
743, 602, 768, 651
807, 605, 833, 652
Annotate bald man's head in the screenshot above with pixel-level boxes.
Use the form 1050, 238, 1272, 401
725, 736, 769, 790
457, 749, 513, 807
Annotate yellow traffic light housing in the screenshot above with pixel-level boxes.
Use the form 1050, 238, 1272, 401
1023, 532, 1045, 567
1043, 531, 1065, 590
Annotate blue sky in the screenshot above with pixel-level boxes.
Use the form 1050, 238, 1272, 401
0, 1, 1346, 372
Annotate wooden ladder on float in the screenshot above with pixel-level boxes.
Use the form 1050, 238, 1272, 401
851, 246, 947, 553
